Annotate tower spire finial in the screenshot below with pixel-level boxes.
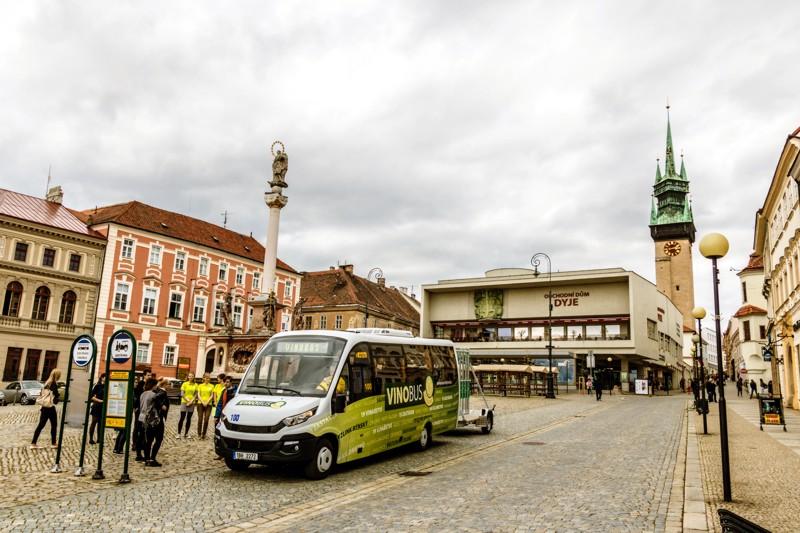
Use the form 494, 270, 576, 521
664, 102, 676, 177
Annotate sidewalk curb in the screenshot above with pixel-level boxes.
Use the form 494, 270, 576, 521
684, 412, 709, 532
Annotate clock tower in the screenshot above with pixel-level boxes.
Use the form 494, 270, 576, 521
649, 110, 696, 331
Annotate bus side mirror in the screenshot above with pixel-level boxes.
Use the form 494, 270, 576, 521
333, 394, 347, 414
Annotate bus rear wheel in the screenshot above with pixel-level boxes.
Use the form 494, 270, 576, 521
305, 438, 335, 480
415, 424, 431, 451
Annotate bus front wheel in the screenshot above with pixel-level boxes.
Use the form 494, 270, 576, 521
305, 438, 335, 480
415, 424, 431, 451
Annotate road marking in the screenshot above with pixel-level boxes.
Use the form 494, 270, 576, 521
223, 401, 612, 532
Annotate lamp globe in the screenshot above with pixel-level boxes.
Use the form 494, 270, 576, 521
692, 307, 707, 320
692, 334, 701, 344
699, 233, 729, 259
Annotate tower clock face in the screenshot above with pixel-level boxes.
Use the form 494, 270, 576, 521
663, 241, 681, 256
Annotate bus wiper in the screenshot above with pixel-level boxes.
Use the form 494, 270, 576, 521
242, 385, 274, 394
274, 387, 302, 396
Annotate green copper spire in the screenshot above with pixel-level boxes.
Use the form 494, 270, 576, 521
649, 105, 696, 242
664, 111, 677, 177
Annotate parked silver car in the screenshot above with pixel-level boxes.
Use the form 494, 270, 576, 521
2, 381, 43, 405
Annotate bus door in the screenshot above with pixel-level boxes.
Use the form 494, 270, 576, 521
347, 343, 373, 403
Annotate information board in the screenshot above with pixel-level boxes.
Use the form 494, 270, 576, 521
105, 371, 130, 428
635, 379, 648, 395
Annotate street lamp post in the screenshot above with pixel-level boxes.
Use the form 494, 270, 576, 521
699, 232, 732, 503
364, 267, 384, 328
692, 307, 708, 435
532, 253, 556, 399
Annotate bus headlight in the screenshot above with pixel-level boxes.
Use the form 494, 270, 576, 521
282, 408, 316, 427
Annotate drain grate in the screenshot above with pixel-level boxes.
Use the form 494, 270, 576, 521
399, 470, 432, 477
522, 441, 546, 446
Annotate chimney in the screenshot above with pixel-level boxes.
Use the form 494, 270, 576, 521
398, 286, 408, 295
340, 264, 354, 274
377, 277, 386, 287
329, 266, 335, 270
46, 185, 64, 204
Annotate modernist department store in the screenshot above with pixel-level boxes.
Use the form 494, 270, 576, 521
421, 267, 689, 392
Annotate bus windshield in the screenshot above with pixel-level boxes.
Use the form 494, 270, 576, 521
240, 336, 347, 398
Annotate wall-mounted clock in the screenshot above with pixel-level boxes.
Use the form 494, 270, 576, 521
663, 241, 681, 256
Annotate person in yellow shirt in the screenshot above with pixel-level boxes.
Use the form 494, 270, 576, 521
196, 373, 216, 439
212, 373, 226, 429
317, 362, 347, 395
177, 373, 197, 440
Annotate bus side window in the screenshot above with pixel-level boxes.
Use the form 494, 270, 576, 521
371, 343, 405, 394
347, 343, 374, 402
404, 345, 430, 383
430, 346, 457, 386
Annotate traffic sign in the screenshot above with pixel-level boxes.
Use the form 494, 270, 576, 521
71, 335, 96, 367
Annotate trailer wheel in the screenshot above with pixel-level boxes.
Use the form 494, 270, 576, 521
481, 412, 494, 434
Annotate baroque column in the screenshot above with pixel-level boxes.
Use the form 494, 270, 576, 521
249, 141, 289, 335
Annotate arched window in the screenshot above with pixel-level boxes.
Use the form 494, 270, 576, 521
2, 281, 23, 317
31, 286, 50, 321
59, 290, 77, 324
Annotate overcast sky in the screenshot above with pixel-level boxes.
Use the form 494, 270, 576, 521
2, 1, 799, 326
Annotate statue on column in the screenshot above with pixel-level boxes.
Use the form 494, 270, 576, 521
292, 297, 307, 330
263, 291, 277, 332
222, 292, 234, 336
270, 141, 288, 189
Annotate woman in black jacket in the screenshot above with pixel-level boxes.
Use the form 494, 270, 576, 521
31, 369, 61, 449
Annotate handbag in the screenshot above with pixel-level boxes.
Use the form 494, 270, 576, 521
36, 388, 54, 408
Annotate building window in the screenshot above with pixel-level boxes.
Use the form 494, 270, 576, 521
113, 282, 130, 311
14, 242, 28, 262
513, 327, 529, 340
162, 345, 177, 366
320, 315, 327, 329
742, 281, 747, 303
281, 312, 289, 331
193, 296, 207, 322
120, 238, 134, 260
3, 347, 23, 382
233, 304, 243, 329
743, 320, 751, 342
214, 301, 224, 326
68, 253, 81, 272
253, 272, 261, 290
647, 319, 658, 340
304, 316, 312, 329
174, 251, 186, 272
168, 292, 183, 320
249, 307, 253, 328
284, 280, 292, 299
585, 325, 602, 340
58, 291, 77, 324
31, 286, 51, 320
23, 349, 41, 380
149, 245, 162, 266
219, 263, 228, 282
136, 342, 151, 364
335, 315, 342, 329
142, 287, 157, 315
199, 257, 209, 277
759, 325, 766, 340
41, 351, 58, 382
236, 267, 245, 286
2, 281, 23, 317
42, 248, 55, 267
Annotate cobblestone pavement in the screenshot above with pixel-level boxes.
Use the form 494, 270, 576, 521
0, 394, 686, 532
240, 395, 687, 532
694, 396, 800, 533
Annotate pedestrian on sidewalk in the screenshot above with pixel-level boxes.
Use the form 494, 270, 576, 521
691, 378, 700, 401
214, 376, 237, 459
586, 376, 593, 395
759, 379, 768, 395
212, 373, 226, 429
679, 377, 686, 393
768, 380, 773, 396
196, 373, 215, 439
30, 369, 61, 449
706, 379, 716, 402
595, 379, 603, 401
736, 377, 743, 397
139, 378, 167, 467
177, 373, 197, 439
133, 371, 151, 461
89, 373, 106, 444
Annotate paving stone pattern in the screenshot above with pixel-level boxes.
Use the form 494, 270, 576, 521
695, 396, 800, 533
0, 394, 685, 532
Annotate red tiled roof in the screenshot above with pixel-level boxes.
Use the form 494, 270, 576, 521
300, 268, 419, 325
733, 304, 767, 318
76, 200, 295, 272
741, 253, 763, 273
0, 188, 103, 238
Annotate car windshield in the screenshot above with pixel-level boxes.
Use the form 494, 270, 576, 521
240, 336, 346, 398
22, 381, 42, 388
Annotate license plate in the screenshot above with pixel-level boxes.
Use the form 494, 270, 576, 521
233, 452, 258, 461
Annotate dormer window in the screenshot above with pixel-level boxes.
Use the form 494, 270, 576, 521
160, 222, 168, 228
212, 236, 219, 242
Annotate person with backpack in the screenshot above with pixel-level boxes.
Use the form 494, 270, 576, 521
30, 369, 61, 449
139, 378, 167, 467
